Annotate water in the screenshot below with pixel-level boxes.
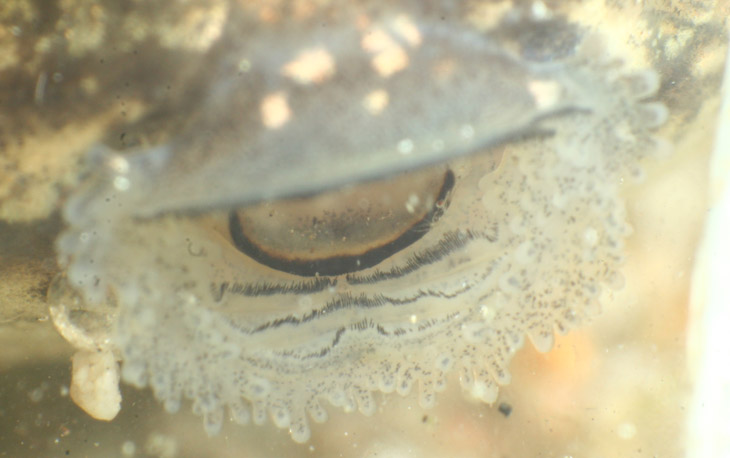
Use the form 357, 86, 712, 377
0, 1, 727, 457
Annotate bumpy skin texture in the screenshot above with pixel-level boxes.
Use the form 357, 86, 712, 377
0, 0, 231, 221
55, 1, 669, 443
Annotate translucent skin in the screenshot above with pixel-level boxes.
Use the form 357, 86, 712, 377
55, 1, 668, 443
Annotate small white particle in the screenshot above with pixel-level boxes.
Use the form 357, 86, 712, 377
121, 440, 136, 456
113, 176, 131, 191
617, 422, 637, 439
528, 80, 561, 109
531, 1, 550, 20
108, 155, 130, 174
397, 138, 414, 155
362, 89, 390, 115
460, 124, 475, 140
583, 227, 599, 246
479, 304, 496, 322
238, 59, 252, 72
260, 92, 292, 129
405, 193, 420, 214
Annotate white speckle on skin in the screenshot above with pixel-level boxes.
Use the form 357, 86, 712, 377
397, 138, 414, 155
113, 176, 130, 191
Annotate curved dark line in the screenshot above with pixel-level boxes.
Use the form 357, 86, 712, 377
299, 310, 464, 360
251, 283, 472, 334
210, 277, 337, 301
345, 228, 496, 285
229, 169, 455, 277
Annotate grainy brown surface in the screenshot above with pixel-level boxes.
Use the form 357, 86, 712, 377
0, 0, 727, 457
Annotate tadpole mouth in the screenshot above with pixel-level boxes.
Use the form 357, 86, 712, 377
228, 168, 455, 276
